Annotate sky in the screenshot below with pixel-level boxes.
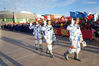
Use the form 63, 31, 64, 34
0, 0, 99, 16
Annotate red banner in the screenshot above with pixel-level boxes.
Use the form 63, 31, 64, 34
81, 29, 92, 39
61, 28, 69, 36
54, 28, 92, 39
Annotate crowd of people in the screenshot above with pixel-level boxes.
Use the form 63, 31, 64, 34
1, 22, 33, 33
1, 17, 99, 40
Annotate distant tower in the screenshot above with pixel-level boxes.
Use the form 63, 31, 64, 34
13, 8, 17, 23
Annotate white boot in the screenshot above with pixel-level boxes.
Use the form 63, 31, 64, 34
35, 44, 38, 50
49, 50, 54, 58
39, 44, 43, 52
46, 48, 50, 54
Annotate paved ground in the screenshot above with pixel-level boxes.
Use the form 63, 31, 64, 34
0, 29, 99, 66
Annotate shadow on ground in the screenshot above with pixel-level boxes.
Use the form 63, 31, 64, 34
0, 51, 22, 66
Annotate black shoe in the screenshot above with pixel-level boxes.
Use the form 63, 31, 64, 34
74, 52, 80, 61
40, 48, 43, 52
50, 54, 54, 58
35, 47, 38, 50
39, 45, 43, 52
74, 58, 80, 61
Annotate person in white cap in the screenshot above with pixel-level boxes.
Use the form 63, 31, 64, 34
29, 21, 43, 51
64, 18, 86, 61
44, 20, 56, 58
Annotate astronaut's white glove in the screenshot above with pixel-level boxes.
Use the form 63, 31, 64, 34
44, 21, 47, 26
52, 35, 56, 41
81, 41, 87, 47
30, 23, 32, 26
29, 23, 33, 29
71, 18, 75, 26
32, 32, 34, 36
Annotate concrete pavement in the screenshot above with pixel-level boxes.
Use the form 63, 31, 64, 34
0, 29, 99, 66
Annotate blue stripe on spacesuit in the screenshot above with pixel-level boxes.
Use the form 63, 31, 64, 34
78, 36, 80, 41
76, 36, 80, 48
37, 33, 40, 40
70, 38, 72, 44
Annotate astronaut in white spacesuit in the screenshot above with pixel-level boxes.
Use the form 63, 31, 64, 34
41, 20, 47, 40
44, 20, 56, 58
64, 18, 85, 61
29, 21, 43, 51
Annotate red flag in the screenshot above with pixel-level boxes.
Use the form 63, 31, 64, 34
44, 16, 47, 19
35, 18, 37, 21
59, 21, 62, 23
67, 17, 71, 21
40, 18, 43, 20
87, 14, 93, 20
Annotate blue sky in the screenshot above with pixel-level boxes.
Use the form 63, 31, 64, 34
0, 0, 99, 16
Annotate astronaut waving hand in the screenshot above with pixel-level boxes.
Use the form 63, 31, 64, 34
29, 21, 43, 51
64, 18, 86, 61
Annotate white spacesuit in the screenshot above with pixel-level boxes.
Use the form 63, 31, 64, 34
67, 24, 83, 54
29, 23, 43, 50
41, 21, 47, 39
64, 18, 84, 61
43, 21, 56, 58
